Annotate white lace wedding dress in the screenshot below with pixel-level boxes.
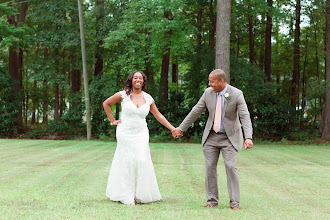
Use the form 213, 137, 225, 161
106, 91, 162, 205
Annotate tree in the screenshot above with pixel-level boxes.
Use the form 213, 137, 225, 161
321, 0, 330, 140
248, 0, 255, 64
265, 0, 272, 81
160, 10, 172, 111
91, 0, 106, 136
78, 0, 91, 140
216, 0, 231, 82
291, 0, 301, 109
209, 0, 216, 49
7, 1, 28, 129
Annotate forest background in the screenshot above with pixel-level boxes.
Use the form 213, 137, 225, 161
1, 0, 329, 142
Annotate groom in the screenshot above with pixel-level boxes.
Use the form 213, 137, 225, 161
172, 69, 253, 210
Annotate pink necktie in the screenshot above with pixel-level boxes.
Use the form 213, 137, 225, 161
213, 94, 222, 133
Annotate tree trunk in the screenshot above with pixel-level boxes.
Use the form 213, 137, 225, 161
196, 7, 202, 91
160, 11, 172, 111
60, 87, 65, 117
291, 0, 301, 109
54, 85, 59, 121
313, 16, 321, 108
78, 0, 91, 140
60, 50, 66, 118
265, 0, 272, 82
216, 0, 231, 82
24, 67, 28, 128
236, 24, 240, 58
32, 80, 37, 125
144, 59, 154, 92
302, 30, 309, 114
71, 70, 82, 94
54, 49, 60, 121
321, 0, 330, 140
209, 0, 216, 49
92, 0, 105, 135
172, 61, 178, 93
43, 48, 49, 124
94, 0, 104, 78
7, 3, 28, 129
172, 61, 178, 84
248, 3, 254, 64
160, 51, 170, 110
43, 79, 49, 124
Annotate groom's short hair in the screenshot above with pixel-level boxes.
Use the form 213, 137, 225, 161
210, 69, 227, 82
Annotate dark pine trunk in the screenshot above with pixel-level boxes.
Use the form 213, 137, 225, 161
92, 0, 105, 135
248, 3, 254, 64
42, 79, 49, 124
172, 62, 178, 84
7, 3, 28, 129
159, 11, 172, 112
54, 85, 59, 121
32, 80, 37, 125
291, 0, 301, 109
265, 0, 272, 82
209, 0, 216, 49
54, 49, 60, 121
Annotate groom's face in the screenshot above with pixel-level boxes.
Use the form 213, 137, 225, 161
208, 74, 225, 92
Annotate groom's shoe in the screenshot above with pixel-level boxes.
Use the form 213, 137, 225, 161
203, 204, 217, 208
230, 206, 240, 210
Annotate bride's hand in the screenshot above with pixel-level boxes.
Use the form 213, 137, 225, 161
112, 119, 122, 125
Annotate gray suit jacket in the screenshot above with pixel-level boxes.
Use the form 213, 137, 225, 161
179, 85, 253, 150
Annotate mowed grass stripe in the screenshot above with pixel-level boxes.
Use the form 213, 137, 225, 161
0, 141, 97, 186
239, 146, 329, 219
0, 139, 329, 220
1, 141, 116, 219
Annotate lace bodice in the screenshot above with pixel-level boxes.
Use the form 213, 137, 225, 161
118, 91, 154, 131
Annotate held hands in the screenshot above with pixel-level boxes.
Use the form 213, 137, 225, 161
172, 127, 183, 139
244, 138, 253, 150
111, 119, 122, 125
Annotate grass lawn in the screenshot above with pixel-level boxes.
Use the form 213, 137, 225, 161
0, 139, 329, 219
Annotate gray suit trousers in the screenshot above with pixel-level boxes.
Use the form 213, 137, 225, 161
203, 130, 240, 207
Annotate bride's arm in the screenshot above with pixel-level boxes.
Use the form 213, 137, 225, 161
103, 92, 122, 125
150, 102, 175, 132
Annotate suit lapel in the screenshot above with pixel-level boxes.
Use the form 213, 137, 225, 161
223, 85, 231, 117
209, 89, 217, 121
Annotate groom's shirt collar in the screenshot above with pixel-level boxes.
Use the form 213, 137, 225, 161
218, 84, 228, 96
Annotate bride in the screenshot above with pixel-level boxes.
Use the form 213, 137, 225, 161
103, 70, 175, 205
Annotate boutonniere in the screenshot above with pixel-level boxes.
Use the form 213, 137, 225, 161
224, 93, 230, 100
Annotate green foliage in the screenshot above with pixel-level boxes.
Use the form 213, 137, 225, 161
0, 65, 19, 136
230, 56, 299, 140
0, 0, 326, 141
254, 101, 296, 140
27, 128, 44, 139
45, 119, 71, 136
0, 3, 22, 47
89, 73, 118, 136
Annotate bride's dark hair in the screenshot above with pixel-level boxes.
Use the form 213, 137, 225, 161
124, 70, 148, 95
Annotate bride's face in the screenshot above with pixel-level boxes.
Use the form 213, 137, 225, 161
132, 72, 143, 90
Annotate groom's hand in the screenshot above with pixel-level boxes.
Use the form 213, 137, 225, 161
244, 139, 253, 150
172, 128, 183, 139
